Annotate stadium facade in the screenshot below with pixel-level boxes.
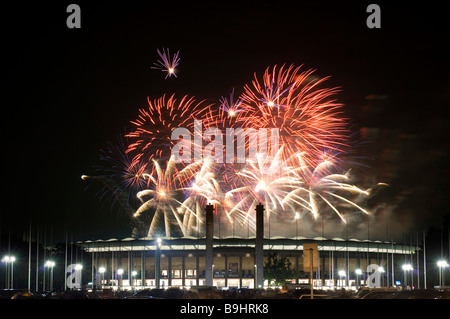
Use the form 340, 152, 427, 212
79, 205, 420, 290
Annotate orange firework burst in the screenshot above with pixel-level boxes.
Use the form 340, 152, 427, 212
237, 64, 349, 167
125, 93, 213, 170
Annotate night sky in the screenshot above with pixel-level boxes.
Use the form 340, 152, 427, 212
2, 1, 449, 242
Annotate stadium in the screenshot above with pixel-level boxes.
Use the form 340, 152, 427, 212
79, 204, 419, 291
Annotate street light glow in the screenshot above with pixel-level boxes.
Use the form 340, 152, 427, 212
437, 260, 449, 268
2, 255, 16, 290
2, 255, 15, 263
402, 264, 413, 271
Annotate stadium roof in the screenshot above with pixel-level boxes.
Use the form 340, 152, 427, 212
79, 236, 419, 255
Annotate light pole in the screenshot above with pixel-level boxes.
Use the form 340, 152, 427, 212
1, 256, 7, 289
99, 267, 106, 289
378, 266, 385, 287
338, 270, 346, 289
355, 269, 362, 289
2, 255, 15, 289
437, 260, 449, 287
132, 270, 137, 290
402, 264, 413, 289
11, 257, 15, 289
75, 264, 83, 290
117, 268, 124, 290
45, 261, 55, 291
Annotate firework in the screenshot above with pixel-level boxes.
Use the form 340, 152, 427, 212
237, 64, 349, 168
177, 157, 222, 235
98, 137, 149, 193
125, 93, 213, 168
222, 146, 294, 232
223, 148, 370, 232
282, 151, 370, 223
81, 136, 148, 216
86, 63, 377, 239
219, 88, 245, 123
133, 155, 232, 237
151, 48, 180, 79
133, 155, 187, 237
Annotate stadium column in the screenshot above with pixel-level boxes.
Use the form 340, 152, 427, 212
255, 203, 264, 288
205, 204, 214, 286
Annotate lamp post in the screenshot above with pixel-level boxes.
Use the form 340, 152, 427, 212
1, 256, 7, 289
11, 257, 15, 289
132, 270, 137, 290
75, 264, 83, 290
378, 266, 385, 287
437, 260, 449, 287
355, 269, 362, 289
338, 270, 346, 289
99, 267, 106, 289
117, 268, 124, 290
402, 264, 413, 289
2, 255, 15, 289
45, 261, 55, 291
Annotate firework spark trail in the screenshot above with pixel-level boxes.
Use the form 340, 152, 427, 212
133, 155, 189, 237
237, 64, 350, 168
98, 137, 149, 194
125, 93, 213, 168
225, 149, 370, 233
177, 157, 226, 235
226, 146, 303, 229
81, 136, 149, 216
133, 156, 229, 237
282, 152, 370, 223
219, 88, 245, 123
81, 174, 137, 217
151, 48, 180, 79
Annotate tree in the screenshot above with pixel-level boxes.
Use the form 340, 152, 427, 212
263, 252, 300, 286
